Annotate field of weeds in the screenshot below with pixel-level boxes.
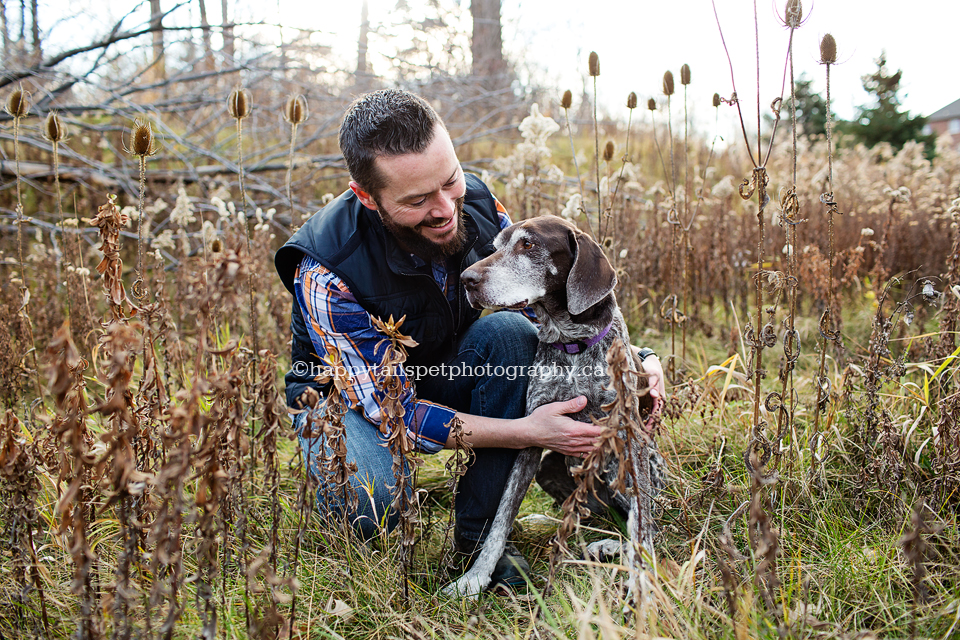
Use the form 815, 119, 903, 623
2, 5, 960, 640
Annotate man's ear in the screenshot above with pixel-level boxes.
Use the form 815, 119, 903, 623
349, 181, 378, 211
566, 228, 616, 316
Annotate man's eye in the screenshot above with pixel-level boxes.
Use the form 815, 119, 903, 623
411, 198, 427, 206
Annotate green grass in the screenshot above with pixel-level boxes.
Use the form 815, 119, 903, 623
4, 302, 960, 640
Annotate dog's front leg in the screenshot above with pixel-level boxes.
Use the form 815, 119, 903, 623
624, 442, 656, 610
441, 446, 542, 598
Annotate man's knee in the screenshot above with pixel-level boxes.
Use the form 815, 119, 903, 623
294, 405, 409, 540
471, 312, 538, 367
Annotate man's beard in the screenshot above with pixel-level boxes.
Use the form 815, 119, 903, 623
376, 195, 467, 261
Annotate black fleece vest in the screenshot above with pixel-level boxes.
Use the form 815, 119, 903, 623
275, 173, 502, 407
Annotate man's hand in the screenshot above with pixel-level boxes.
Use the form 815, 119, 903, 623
635, 351, 665, 430
448, 353, 666, 453
523, 396, 603, 457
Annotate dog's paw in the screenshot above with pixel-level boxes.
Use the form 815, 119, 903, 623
441, 571, 488, 599
584, 539, 623, 562
622, 571, 656, 615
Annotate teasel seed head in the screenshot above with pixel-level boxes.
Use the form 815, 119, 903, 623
130, 118, 157, 157
627, 92, 637, 110
662, 71, 675, 96
284, 94, 308, 125
227, 88, 251, 120
603, 141, 615, 162
44, 112, 66, 143
647, 97, 657, 111
820, 34, 837, 64
561, 90, 572, 109
784, 0, 802, 28
588, 51, 600, 77
680, 64, 691, 86
713, 93, 722, 108
5, 86, 28, 119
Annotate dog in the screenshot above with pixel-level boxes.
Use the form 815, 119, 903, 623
442, 215, 665, 599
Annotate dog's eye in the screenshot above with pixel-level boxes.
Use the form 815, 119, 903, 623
520, 239, 534, 250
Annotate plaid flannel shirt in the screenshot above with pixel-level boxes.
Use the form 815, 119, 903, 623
293, 199, 535, 453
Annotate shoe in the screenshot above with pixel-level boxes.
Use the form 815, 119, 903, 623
452, 530, 532, 593
488, 542, 531, 592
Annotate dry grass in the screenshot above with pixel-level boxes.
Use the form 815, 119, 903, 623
1, 6, 960, 638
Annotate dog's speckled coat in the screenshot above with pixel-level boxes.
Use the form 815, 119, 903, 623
442, 216, 665, 599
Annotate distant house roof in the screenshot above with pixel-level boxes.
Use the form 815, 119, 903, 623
929, 98, 960, 122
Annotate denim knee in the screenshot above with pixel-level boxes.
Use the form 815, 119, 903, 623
292, 407, 410, 540
462, 311, 538, 370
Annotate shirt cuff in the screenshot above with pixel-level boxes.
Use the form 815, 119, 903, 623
403, 399, 457, 454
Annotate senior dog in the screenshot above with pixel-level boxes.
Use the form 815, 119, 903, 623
443, 215, 665, 598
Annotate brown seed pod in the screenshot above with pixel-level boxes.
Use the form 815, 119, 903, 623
44, 112, 66, 143
820, 34, 837, 64
227, 88, 251, 120
713, 93, 722, 108
130, 118, 157, 157
784, 0, 802, 27
603, 141, 615, 162
647, 98, 657, 111
588, 51, 600, 77
284, 94, 308, 125
680, 64, 691, 86
663, 71, 675, 96
211, 238, 223, 253
5, 87, 28, 118
627, 92, 637, 109
561, 90, 573, 109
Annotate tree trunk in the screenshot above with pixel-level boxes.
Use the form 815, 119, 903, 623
197, 0, 213, 71
221, 0, 234, 62
28, 0, 38, 63
355, 0, 370, 88
149, 0, 165, 81
1, 0, 9, 65
470, 0, 506, 91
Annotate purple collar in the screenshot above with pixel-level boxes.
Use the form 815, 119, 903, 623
550, 321, 614, 355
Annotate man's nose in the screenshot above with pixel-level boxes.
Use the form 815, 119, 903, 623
434, 191, 457, 217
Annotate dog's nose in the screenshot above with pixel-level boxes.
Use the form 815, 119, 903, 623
461, 268, 481, 289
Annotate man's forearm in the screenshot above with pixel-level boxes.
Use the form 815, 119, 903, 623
441, 396, 604, 458
444, 412, 529, 450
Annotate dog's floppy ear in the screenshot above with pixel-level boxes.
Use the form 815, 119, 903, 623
566, 228, 616, 316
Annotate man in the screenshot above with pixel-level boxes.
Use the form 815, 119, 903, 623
275, 89, 664, 592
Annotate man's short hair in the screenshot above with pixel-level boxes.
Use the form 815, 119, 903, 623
339, 89, 444, 197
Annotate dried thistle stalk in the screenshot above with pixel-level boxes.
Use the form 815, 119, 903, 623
283, 95, 308, 228
371, 314, 421, 604
95, 321, 151, 638
47, 321, 99, 640
0, 409, 49, 636
546, 338, 656, 604
89, 195, 132, 320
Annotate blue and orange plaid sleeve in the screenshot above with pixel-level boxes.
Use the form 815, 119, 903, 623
293, 255, 456, 454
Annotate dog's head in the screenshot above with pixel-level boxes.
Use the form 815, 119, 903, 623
461, 216, 616, 316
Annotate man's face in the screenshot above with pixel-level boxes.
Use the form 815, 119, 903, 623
350, 125, 467, 261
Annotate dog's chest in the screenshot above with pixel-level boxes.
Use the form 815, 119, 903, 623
525, 342, 617, 419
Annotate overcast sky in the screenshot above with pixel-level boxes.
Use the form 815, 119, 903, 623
502, 0, 958, 125
270, 0, 958, 137
35, 0, 959, 136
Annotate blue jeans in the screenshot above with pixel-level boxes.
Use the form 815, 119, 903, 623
293, 311, 538, 542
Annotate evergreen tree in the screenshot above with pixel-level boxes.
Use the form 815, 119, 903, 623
847, 52, 935, 155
